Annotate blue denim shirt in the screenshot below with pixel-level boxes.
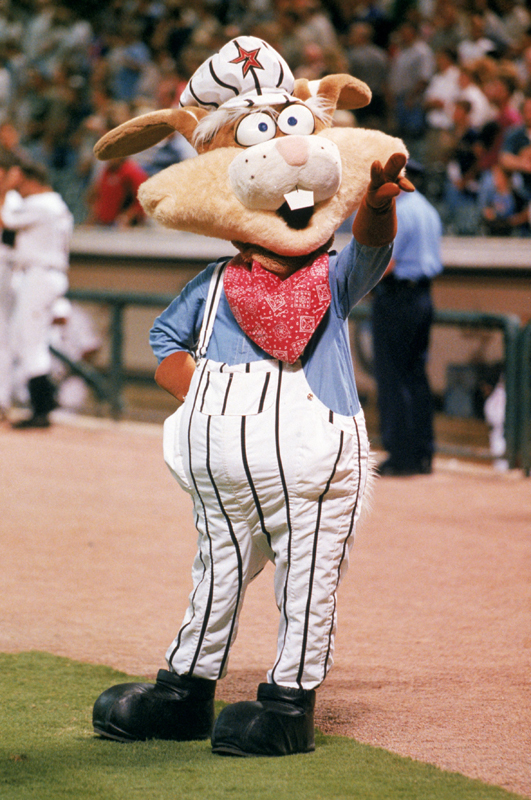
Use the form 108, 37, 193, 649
150, 237, 392, 416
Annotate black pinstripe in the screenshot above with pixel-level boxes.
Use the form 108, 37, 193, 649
169, 362, 213, 669
324, 417, 363, 675
203, 416, 244, 679
241, 416, 272, 548
221, 372, 234, 415
257, 372, 271, 413
296, 431, 344, 687
199, 372, 210, 412
270, 363, 294, 683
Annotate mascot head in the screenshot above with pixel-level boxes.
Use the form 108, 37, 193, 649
94, 36, 407, 258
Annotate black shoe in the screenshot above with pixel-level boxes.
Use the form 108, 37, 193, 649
378, 457, 432, 476
93, 669, 216, 742
211, 683, 315, 757
12, 414, 51, 429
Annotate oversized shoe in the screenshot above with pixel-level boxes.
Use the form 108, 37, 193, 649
93, 669, 216, 742
211, 683, 315, 757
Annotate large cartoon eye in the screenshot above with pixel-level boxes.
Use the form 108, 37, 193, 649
235, 113, 277, 146
277, 104, 315, 136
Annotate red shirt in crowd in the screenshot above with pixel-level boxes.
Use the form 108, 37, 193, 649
91, 158, 148, 225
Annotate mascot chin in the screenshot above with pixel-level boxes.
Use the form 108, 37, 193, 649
92, 36, 413, 757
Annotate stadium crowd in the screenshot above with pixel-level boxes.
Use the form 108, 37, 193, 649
0, 0, 530, 234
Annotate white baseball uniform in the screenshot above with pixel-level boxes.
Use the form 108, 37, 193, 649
2, 189, 73, 380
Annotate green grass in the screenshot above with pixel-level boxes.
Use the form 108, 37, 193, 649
0, 652, 524, 800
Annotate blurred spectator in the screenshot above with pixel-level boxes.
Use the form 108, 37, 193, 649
387, 20, 435, 154
86, 155, 148, 227
477, 70, 523, 170
424, 48, 461, 162
2, 0, 531, 239
428, 0, 465, 53
499, 91, 531, 205
457, 13, 498, 65
516, 44, 531, 91
456, 63, 496, 129
134, 131, 196, 177
443, 98, 483, 232
345, 22, 389, 128
477, 162, 519, 233
290, 0, 339, 53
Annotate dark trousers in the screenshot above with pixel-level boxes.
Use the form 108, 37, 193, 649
371, 277, 435, 469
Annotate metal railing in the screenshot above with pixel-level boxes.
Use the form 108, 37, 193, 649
519, 321, 531, 476
64, 288, 527, 472
349, 305, 523, 467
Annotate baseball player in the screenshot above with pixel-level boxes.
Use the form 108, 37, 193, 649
1, 160, 74, 428
0, 152, 17, 418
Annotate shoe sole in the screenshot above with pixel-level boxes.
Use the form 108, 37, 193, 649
93, 725, 143, 743
212, 743, 315, 757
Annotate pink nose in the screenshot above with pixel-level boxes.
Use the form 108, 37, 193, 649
275, 136, 309, 167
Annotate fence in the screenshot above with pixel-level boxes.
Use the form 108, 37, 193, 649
520, 321, 531, 476
64, 288, 529, 473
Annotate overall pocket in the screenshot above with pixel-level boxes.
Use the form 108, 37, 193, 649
163, 405, 193, 494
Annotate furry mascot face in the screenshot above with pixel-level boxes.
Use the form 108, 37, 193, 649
94, 36, 407, 258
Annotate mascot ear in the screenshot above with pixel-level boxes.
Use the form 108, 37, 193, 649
94, 107, 209, 160
316, 74, 372, 114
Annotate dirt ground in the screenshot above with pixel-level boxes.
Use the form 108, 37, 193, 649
1, 413, 530, 797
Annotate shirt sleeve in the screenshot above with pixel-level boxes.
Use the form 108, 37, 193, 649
332, 236, 393, 319
149, 264, 214, 363
1, 194, 42, 229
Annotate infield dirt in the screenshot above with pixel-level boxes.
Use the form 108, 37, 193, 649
1, 415, 529, 797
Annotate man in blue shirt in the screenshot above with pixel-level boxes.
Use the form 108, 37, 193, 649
371, 161, 443, 476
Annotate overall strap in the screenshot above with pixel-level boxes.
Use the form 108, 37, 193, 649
196, 258, 228, 362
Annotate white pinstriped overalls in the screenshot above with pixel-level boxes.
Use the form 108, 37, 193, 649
163, 263, 371, 690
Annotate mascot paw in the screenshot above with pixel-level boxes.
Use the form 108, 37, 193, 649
211, 683, 315, 757
93, 670, 216, 742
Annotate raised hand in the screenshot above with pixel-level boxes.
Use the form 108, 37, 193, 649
365, 153, 415, 212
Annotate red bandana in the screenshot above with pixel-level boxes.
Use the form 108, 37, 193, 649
224, 253, 331, 364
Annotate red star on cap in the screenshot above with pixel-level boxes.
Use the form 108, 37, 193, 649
229, 42, 264, 78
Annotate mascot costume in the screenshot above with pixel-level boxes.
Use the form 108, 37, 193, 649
92, 36, 413, 757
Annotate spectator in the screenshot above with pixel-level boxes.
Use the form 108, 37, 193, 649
477, 161, 519, 233
107, 21, 152, 103
456, 63, 496, 129
85, 155, 148, 227
345, 22, 389, 128
428, 0, 465, 53
499, 91, 531, 205
457, 13, 498, 65
1, 158, 74, 429
387, 20, 435, 156
372, 161, 443, 476
478, 70, 523, 171
443, 99, 486, 233
290, 0, 339, 53
424, 48, 462, 162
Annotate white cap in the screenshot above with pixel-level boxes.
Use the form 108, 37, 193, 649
179, 36, 296, 111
